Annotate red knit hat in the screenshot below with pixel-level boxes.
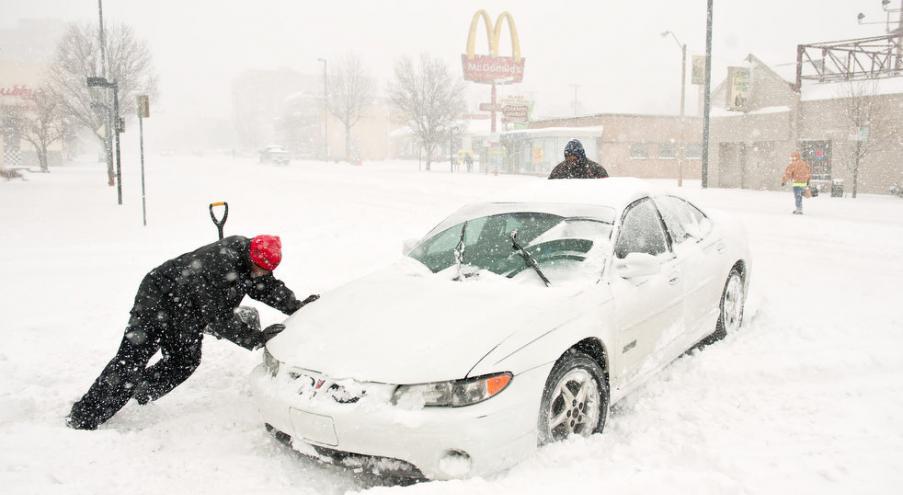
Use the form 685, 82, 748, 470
249, 235, 282, 271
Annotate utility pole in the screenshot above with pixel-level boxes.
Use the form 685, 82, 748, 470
317, 58, 328, 160
897, 0, 903, 71
97, 0, 114, 190
570, 84, 581, 116
701, 0, 714, 188
661, 30, 688, 186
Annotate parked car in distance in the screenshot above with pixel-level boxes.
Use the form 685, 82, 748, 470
250, 178, 751, 480
259, 145, 290, 165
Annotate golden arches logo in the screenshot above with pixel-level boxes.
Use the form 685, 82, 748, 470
465, 10, 522, 63
461, 10, 525, 84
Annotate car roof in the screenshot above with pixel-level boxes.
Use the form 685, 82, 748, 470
489, 177, 654, 212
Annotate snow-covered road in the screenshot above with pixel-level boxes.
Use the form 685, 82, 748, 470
2, 157, 901, 494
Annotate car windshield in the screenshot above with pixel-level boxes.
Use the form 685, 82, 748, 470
408, 211, 613, 284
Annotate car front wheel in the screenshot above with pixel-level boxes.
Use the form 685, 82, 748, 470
538, 351, 608, 445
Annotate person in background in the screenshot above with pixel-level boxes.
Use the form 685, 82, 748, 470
548, 139, 608, 179
782, 151, 812, 215
66, 235, 318, 430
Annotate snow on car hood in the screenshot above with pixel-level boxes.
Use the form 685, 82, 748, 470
268, 259, 580, 384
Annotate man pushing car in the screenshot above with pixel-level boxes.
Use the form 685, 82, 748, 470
66, 235, 318, 430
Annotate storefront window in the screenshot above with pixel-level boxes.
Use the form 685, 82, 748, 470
629, 143, 649, 159
685, 144, 702, 159
658, 143, 676, 159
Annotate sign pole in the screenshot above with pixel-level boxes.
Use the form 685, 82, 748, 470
491, 82, 497, 134
112, 83, 123, 204
139, 113, 146, 225
137, 95, 149, 226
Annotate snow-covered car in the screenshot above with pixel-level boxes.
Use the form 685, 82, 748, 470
259, 145, 290, 165
250, 178, 750, 480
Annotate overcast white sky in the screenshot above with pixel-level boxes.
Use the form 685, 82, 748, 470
0, 0, 895, 132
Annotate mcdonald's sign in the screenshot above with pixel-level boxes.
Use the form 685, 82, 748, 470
461, 10, 525, 84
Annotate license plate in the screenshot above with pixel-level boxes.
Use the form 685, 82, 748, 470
289, 408, 338, 447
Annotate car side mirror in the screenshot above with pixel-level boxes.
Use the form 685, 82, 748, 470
614, 252, 661, 279
402, 238, 419, 255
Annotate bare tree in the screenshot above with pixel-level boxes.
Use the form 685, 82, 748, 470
836, 79, 894, 198
19, 88, 70, 172
388, 54, 465, 171
47, 22, 157, 184
328, 54, 375, 160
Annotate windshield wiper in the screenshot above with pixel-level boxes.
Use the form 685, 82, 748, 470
509, 229, 552, 287
453, 221, 468, 281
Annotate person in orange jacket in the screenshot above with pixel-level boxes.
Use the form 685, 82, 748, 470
781, 151, 812, 215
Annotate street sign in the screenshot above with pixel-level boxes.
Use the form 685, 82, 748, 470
501, 104, 529, 122
137, 95, 150, 118
692, 55, 706, 85
726, 67, 750, 111
479, 102, 500, 112
850, 126, 869, 142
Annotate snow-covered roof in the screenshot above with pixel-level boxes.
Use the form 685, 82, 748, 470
710, 105, 791, 117
484, 177, 652, 213
389, 126, 414, 138
502, 126, 604, 138
801, 76, 903, 101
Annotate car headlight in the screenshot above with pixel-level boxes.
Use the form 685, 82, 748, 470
263, 348, 280, 377
392, 372, 512, 407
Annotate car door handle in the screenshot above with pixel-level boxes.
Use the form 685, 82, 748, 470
668, 272, 680, 285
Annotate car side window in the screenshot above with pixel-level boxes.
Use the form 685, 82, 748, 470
614, 199, 669, 259
656, 196, 713, 242
654, 196, 690, 245
676, 198, 713, 240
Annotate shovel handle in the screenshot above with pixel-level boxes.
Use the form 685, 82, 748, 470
209, 201, 229, 240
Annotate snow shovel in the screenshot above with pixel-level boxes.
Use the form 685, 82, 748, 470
209, 201, 229, 240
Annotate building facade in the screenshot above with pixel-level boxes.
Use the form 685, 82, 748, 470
524, 114, 702, 179
708, 55, 903, 195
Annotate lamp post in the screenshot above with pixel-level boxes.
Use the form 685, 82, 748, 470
96, 0, 114, 186
661, 30, 687, 186
317, 58, 328, 160
87, 76, 123, 204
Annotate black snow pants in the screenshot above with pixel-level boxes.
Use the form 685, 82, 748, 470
67, 310, 204, 430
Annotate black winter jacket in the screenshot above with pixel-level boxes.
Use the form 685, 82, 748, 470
131, 236, 305, 350
548, 159, 609, 179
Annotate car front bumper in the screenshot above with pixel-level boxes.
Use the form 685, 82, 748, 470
248, 362, 551, 480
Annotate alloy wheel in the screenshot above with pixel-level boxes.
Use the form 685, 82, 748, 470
721, 272, 744, 334
546, 368, 601, 441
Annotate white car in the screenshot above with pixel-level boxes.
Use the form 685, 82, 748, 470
250, 178, 750, 480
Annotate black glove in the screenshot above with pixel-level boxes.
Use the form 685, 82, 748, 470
234, 306, 261, 331
263, 323, 286, 342
300, 294, 320, 307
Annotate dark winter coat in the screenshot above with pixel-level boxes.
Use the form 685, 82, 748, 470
548, 158, 609, 180
131, 235, 304, 350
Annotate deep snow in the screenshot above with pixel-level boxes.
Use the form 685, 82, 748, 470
1, 156, 902, 494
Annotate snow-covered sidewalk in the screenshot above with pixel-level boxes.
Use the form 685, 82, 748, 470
1, 157, 902, 494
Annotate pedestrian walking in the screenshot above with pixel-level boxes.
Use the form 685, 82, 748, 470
781, 151, 812, 215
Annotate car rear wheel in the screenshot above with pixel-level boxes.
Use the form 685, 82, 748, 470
701, 267, 745, 346
538, 351, 608, 445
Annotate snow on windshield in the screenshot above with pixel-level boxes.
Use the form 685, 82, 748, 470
408, 211, 611, 284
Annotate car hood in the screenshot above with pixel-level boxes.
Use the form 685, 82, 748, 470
268, 260, 580, 384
